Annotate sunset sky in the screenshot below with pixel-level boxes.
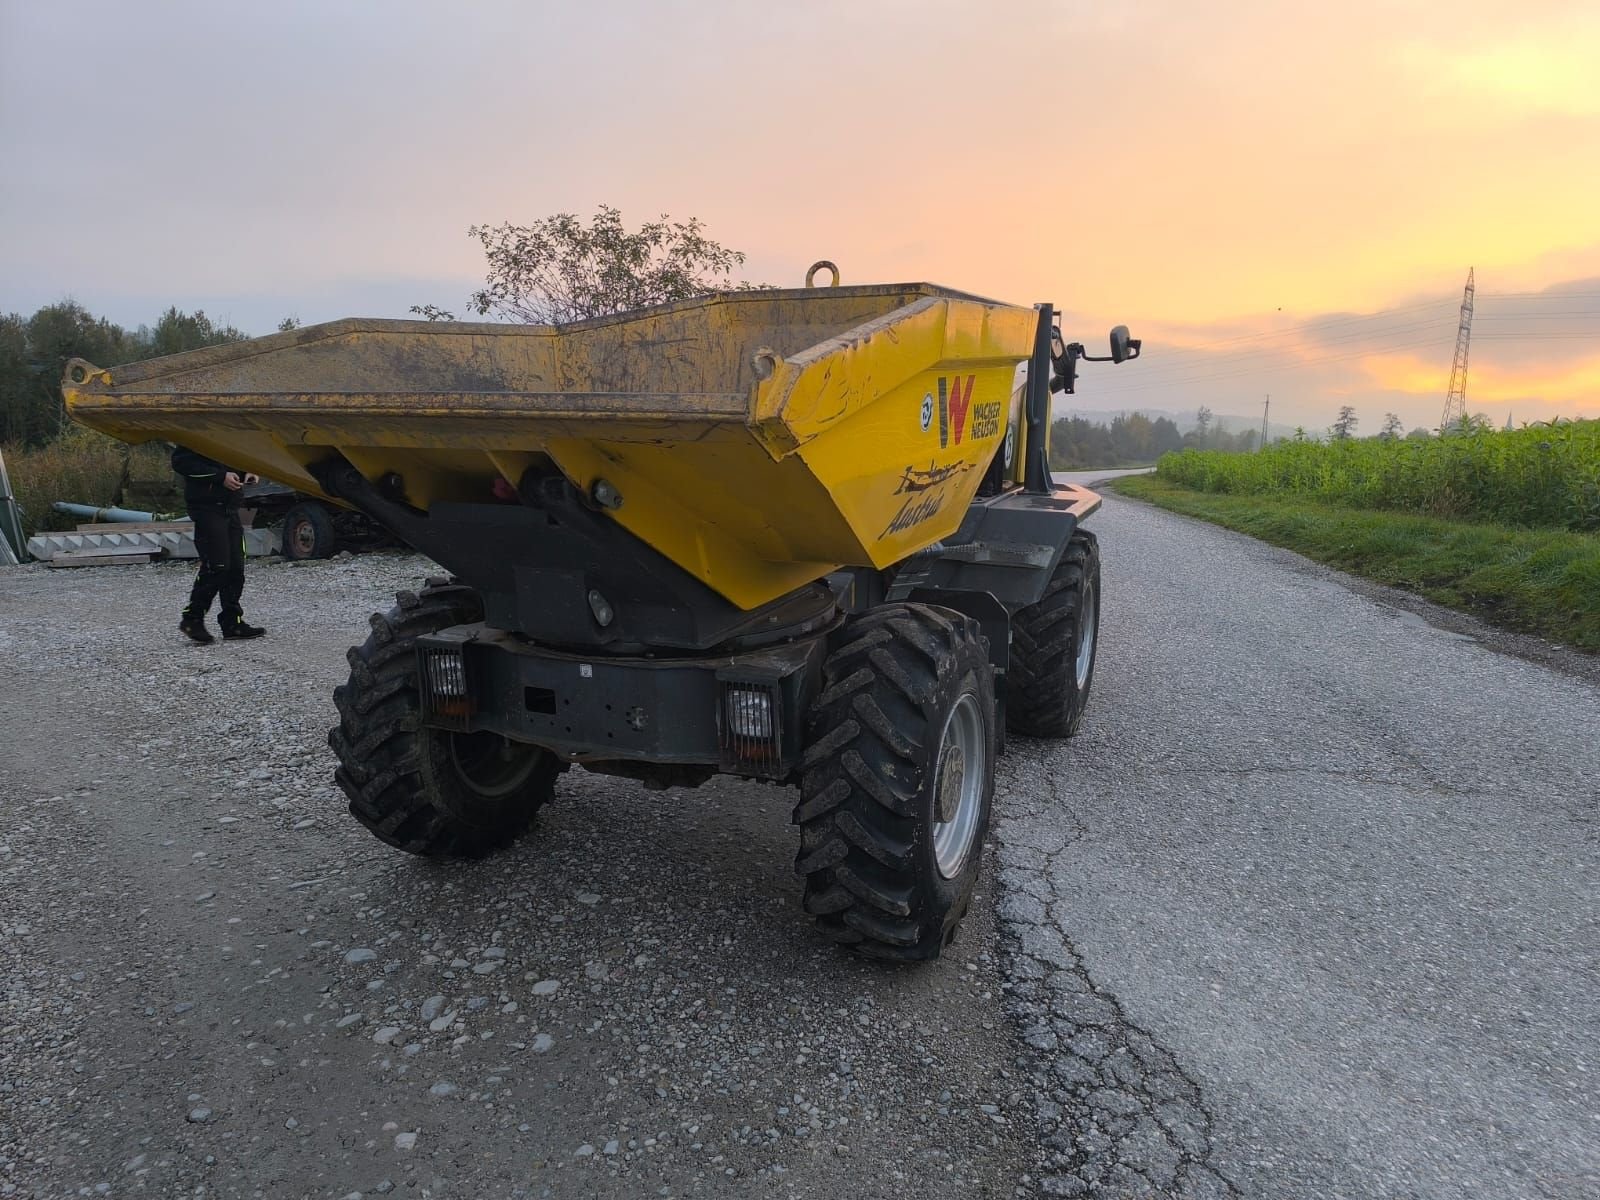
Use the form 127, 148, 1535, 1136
3, 0, 1597, 433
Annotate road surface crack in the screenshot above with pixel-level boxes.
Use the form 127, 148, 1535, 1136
992, 769, 1241, 1199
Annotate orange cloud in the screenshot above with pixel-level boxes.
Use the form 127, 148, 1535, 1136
1362, 349, 1600, 412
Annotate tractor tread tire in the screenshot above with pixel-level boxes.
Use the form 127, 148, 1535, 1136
794, 602, 994, 962
329, 583, 557, 859
1007, 530, 1100, 739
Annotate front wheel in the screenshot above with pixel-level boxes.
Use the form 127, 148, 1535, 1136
329, 581, 560, 858
1007, 530, 1100, 738
794, 602, 996, 961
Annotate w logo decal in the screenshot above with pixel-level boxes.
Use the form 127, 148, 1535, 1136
938, 375, 976, 448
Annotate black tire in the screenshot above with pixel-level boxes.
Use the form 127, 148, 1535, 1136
329, 581, 560, 858
1007, 530, 1100, 738
281, 501, 338, 560
794, 602, 996, 961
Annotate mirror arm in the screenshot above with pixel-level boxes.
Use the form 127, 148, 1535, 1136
1045, 324, 1142, 395
1049, 338, 1083, 395
1079, 341, 1142, 364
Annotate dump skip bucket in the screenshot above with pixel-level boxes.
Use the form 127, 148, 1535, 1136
65, 283, 1039, 608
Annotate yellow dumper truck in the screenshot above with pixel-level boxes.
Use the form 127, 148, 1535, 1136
63, 267, 1138, 960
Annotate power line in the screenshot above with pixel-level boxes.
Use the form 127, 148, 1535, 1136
1092, 328, 1590, 397
1474, 332, 1600, 340
1153, 298, 1456, 353
1097, 335, 1456, 389
1075, 277, 1598, 397
1477, 290, 1600, 300
1108, 315, 1594, 391
1090, 334, 1457, 394
1472, 311, 1600, 320
1145, 296, 1596, 358
1111, 323, 1458, 386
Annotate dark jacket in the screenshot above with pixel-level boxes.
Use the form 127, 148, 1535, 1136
171, 444, 242, 510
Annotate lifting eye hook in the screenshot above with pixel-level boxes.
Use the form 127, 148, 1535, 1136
805, 261, 841, 288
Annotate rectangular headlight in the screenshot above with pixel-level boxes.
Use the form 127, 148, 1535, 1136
426, 650, 467, 697
726, 686, 773, 740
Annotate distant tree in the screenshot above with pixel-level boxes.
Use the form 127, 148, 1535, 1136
1110, 412, 1154, 462
278, 316, 302, 332
1048, 408, 1260, 468
1405, 426, 1433, 442
1193, 405, 1213, 446
0, 312, 32, 444
1150, 416, 1185, 455
416, 205, 767, 325
1332, 406, 1358, 440
0, 302, 265, 448
138, 307, 250, 359
1379, 412, 1403, 440
5, 302, 137, 443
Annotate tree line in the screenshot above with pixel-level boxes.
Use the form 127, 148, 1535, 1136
1048, 406, 1261, 470
0, 302, 300, 447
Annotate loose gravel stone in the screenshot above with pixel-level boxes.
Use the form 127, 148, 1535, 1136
1, 544, 1153, 1198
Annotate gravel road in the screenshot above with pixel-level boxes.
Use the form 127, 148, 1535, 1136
0, 554, 1034, 1200
3, 481, 1596, 1200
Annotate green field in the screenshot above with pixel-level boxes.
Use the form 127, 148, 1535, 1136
1153, 421, 1600, 532
1113, 469, 1600, 653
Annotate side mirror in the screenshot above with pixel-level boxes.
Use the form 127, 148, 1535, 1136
1109, 325, 1142, 364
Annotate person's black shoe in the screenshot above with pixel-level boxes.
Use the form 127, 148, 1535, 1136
220, 620, 266, 640
179, 615, 215, 644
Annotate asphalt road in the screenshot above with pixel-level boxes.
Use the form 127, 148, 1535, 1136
1001, 475, 1600, 1198
3, 480, 1596, 1200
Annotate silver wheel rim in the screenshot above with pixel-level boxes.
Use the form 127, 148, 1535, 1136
1075, 577, 1098, 691
932, 692, 986, 879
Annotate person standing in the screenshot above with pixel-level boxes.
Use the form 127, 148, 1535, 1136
171, 444, 267, 643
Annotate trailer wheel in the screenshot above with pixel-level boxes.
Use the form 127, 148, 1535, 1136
281, 501, 338, 560
1007, 530, 1100, 738
795, 602, 995, 961
329, 583, 560, 858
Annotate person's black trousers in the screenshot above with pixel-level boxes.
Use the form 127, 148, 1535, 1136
184, 504, 246, 626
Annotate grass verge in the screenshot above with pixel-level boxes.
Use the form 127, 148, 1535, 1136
1110, 474, 1600, 652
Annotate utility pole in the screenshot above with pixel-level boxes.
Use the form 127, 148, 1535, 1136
1259, 395, 1270, 451
1441, 267, 1475, 432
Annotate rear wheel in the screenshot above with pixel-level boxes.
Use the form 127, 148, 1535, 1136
795, 602, 995, 961
281, 501, 338, 560
1007, 530, 1100, 738
329, 580, 560, 857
